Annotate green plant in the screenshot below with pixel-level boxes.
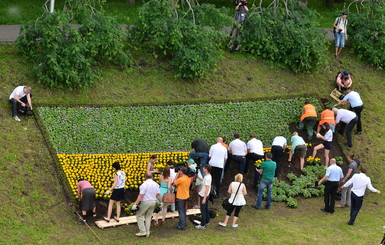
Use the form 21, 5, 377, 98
286, 197, 298, 208
335, 156, 343, 166
287, 173, 297, 181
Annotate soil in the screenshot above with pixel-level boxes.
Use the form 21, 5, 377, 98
89, 122, 349, 222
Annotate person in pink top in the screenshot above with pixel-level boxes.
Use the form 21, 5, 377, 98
77, 179, 96, 221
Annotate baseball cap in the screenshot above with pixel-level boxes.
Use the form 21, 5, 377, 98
342, 12, 348, 15
343, 71, 349, 77
186, 159, 195, 164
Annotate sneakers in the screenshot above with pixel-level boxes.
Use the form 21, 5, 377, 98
354, 132, 362, 135
193, 205, 200, 209
335, 54, 340, 59
13, 116, 21, 121
336, 204, 346, 208
195, 224, 206, 229
135, 232, 147, 237
218, 222, 227, 227
232, 224, 239, 228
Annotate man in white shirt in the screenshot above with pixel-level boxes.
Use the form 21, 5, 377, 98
209, 137, 228, 197
245, 134, 264, 187
9, 86, 33, 121
271, 135, 287, 178
341, 166, 381, 225
228, 134, 247, 174
335, 87, 363, 135
333, 108, 358, 147
195, 165, 212, 229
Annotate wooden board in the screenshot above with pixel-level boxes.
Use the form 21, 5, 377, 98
95, 208, 201, 229
330, 88, 344, 102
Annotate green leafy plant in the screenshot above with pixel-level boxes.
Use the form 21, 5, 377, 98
286, 197, 298, 208
335, 156, 343, 166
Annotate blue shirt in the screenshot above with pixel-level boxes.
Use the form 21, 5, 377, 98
343, 91, 363, 108
290, 135, 306, 153
326, 164, 344, 181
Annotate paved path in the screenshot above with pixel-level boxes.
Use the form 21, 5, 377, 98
0, 25, 334, 43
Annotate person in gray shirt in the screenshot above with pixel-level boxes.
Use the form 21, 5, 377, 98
338, 153, 359, 208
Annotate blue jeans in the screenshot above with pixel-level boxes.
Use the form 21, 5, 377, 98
177, 199, 187, 229
230, 155, 246, 174
188, 151, 209, 176
256, 179, 273, 209
335, 32, 345, 47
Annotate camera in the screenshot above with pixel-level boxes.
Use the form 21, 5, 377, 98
238, 0, 247, 6
337, 29, 343, 34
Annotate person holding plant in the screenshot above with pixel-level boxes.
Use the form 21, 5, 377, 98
335, 71, 352, 93
288, 132, 307, 170
297, 101, 317, 141
312, 122, 333, 169
9, 85, 33, 121
332, 108, 358, 147
154, 166, 173, 226
218, 173, 247, 228
77, 179, 96, 221
132, 173, 162, 237
103, 162, 126, 222
146, 155, 160, 177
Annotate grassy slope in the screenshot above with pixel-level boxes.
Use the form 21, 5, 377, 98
1, 44, 385, 244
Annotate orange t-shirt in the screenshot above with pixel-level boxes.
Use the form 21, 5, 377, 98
300, 104, 317, 121
174, 175, 190, 200
319, 109, 335, 126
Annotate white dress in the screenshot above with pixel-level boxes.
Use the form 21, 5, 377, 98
228, 182, 246, 206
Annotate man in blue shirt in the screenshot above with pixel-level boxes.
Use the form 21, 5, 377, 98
318, 158, 344, 213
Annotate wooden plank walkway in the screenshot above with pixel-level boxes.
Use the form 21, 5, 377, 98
95, 208, 201, 229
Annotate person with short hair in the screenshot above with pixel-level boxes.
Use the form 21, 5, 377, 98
246, 134, 264, 187
195, 164, 212, 229
103, 162, 126, 222
9, 86, 33, 121
77, 179, 96, 221
336, 71, 352, 92
338, 153, 359, 208
341, 166, 381, 225
335, 87, 363, 135
218, 173, 247, 228
271, 135, 287, 178
297, 101, 317, 141
174, 167, 191, 230
333, 12, 348, 59
228, 134, 247, 174
317, 105, 336, 133
132, 174, 162, 237
333, 108, 358, 147
318, 158, 344, 214
288, 132, 307, 170
253, 153, 276, 210
209, 137, 228, 198
188, 138, 209, 176
312, 122, 333, 168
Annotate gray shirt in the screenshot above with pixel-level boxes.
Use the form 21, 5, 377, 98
347, 160, 358, 181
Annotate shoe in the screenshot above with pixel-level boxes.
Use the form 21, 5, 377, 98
93, 213, 97, 217
193, 205, 200, 209
345, 144, 352, 148
320, 208, 329, 213
354, 132, 362, 135
218, 222, 227, 227
347, 221, 354, 226
153, 220, 159, 226
176, 226, 185, 230
335, 54, 340, 59
232, 224, 239, 228
103, 217, 110, 222
265, 206, 270, 209
336, 204, 345, 208
13, 116, 21, 121
113, 216, 120, 222
330, 210, 334, 214
235, 45, 241, 51
252, 205, 260, 210
146, 231, 150, 237
135, 232, 147, 237
195, 224, 206, 229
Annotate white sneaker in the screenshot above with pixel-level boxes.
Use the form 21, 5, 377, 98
13, 116, 21, 121
195, 224, 206, 229
218, 222, 227, 227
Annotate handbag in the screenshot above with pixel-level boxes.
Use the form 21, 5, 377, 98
222, 182, 242, 211
163, 189, 175, 203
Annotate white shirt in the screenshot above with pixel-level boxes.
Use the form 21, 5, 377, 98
169, 168, 177, 181
115, 170, 126, 189
209, 143, 228, 168
198, 174, 212, 197
335, 109, 357, 124
272, 136, 287, 148
343, 173, 378, 197
343, 91, 363, 108
9, 86, 27, 100
139, 179, 160, 202
324, 129, 333, 142
247, 138, 264, 155
228, 182, 246, 206
335, 17, 347, 33
228, 139, 247, 156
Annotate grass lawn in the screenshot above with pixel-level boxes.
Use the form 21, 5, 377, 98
0, 0, 354, 27
1, 43, 385, 244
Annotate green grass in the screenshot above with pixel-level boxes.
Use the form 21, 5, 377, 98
1, 44, 385, 244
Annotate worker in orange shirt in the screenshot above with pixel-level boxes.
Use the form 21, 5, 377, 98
297, 100, 317, 141
316, 105, 336, 133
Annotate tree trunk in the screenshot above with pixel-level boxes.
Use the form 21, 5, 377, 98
126, 0, 135, 4
326, 0, 334, 8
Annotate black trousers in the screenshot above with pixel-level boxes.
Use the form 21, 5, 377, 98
350, 105, 363, 133
349, 191, 364, 223
245, 153, 264, 174
9, 95, 30, 117
211, 166, 223, 196
271, 146, 283, 177
324, 181, 339, 212
229, 155, 246, 174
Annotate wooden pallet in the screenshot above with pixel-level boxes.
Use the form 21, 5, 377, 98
95, 208, 201, 229
330, 88, 344, 102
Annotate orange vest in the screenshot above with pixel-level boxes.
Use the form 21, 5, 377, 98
300, 104, 317, 121
319, 109, 335, 126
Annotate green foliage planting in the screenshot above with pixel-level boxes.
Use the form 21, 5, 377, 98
37, 97, 321, 154
131, 0, 230, 78
16, 0, 131, 88
349, 1, 385, 69
240, 0, 327, 72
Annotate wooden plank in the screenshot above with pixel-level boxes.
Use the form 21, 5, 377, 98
95, 208, 201, 229
330, 88, 344, 102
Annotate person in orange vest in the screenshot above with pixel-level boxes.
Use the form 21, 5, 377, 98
316, 105, 336, 133
297, 101, 317, 141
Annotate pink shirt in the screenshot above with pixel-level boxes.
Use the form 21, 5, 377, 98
77, 181, 94, 196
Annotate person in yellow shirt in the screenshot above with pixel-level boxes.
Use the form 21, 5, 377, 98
297, 101, 317, 141
174, 167, 191, 230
